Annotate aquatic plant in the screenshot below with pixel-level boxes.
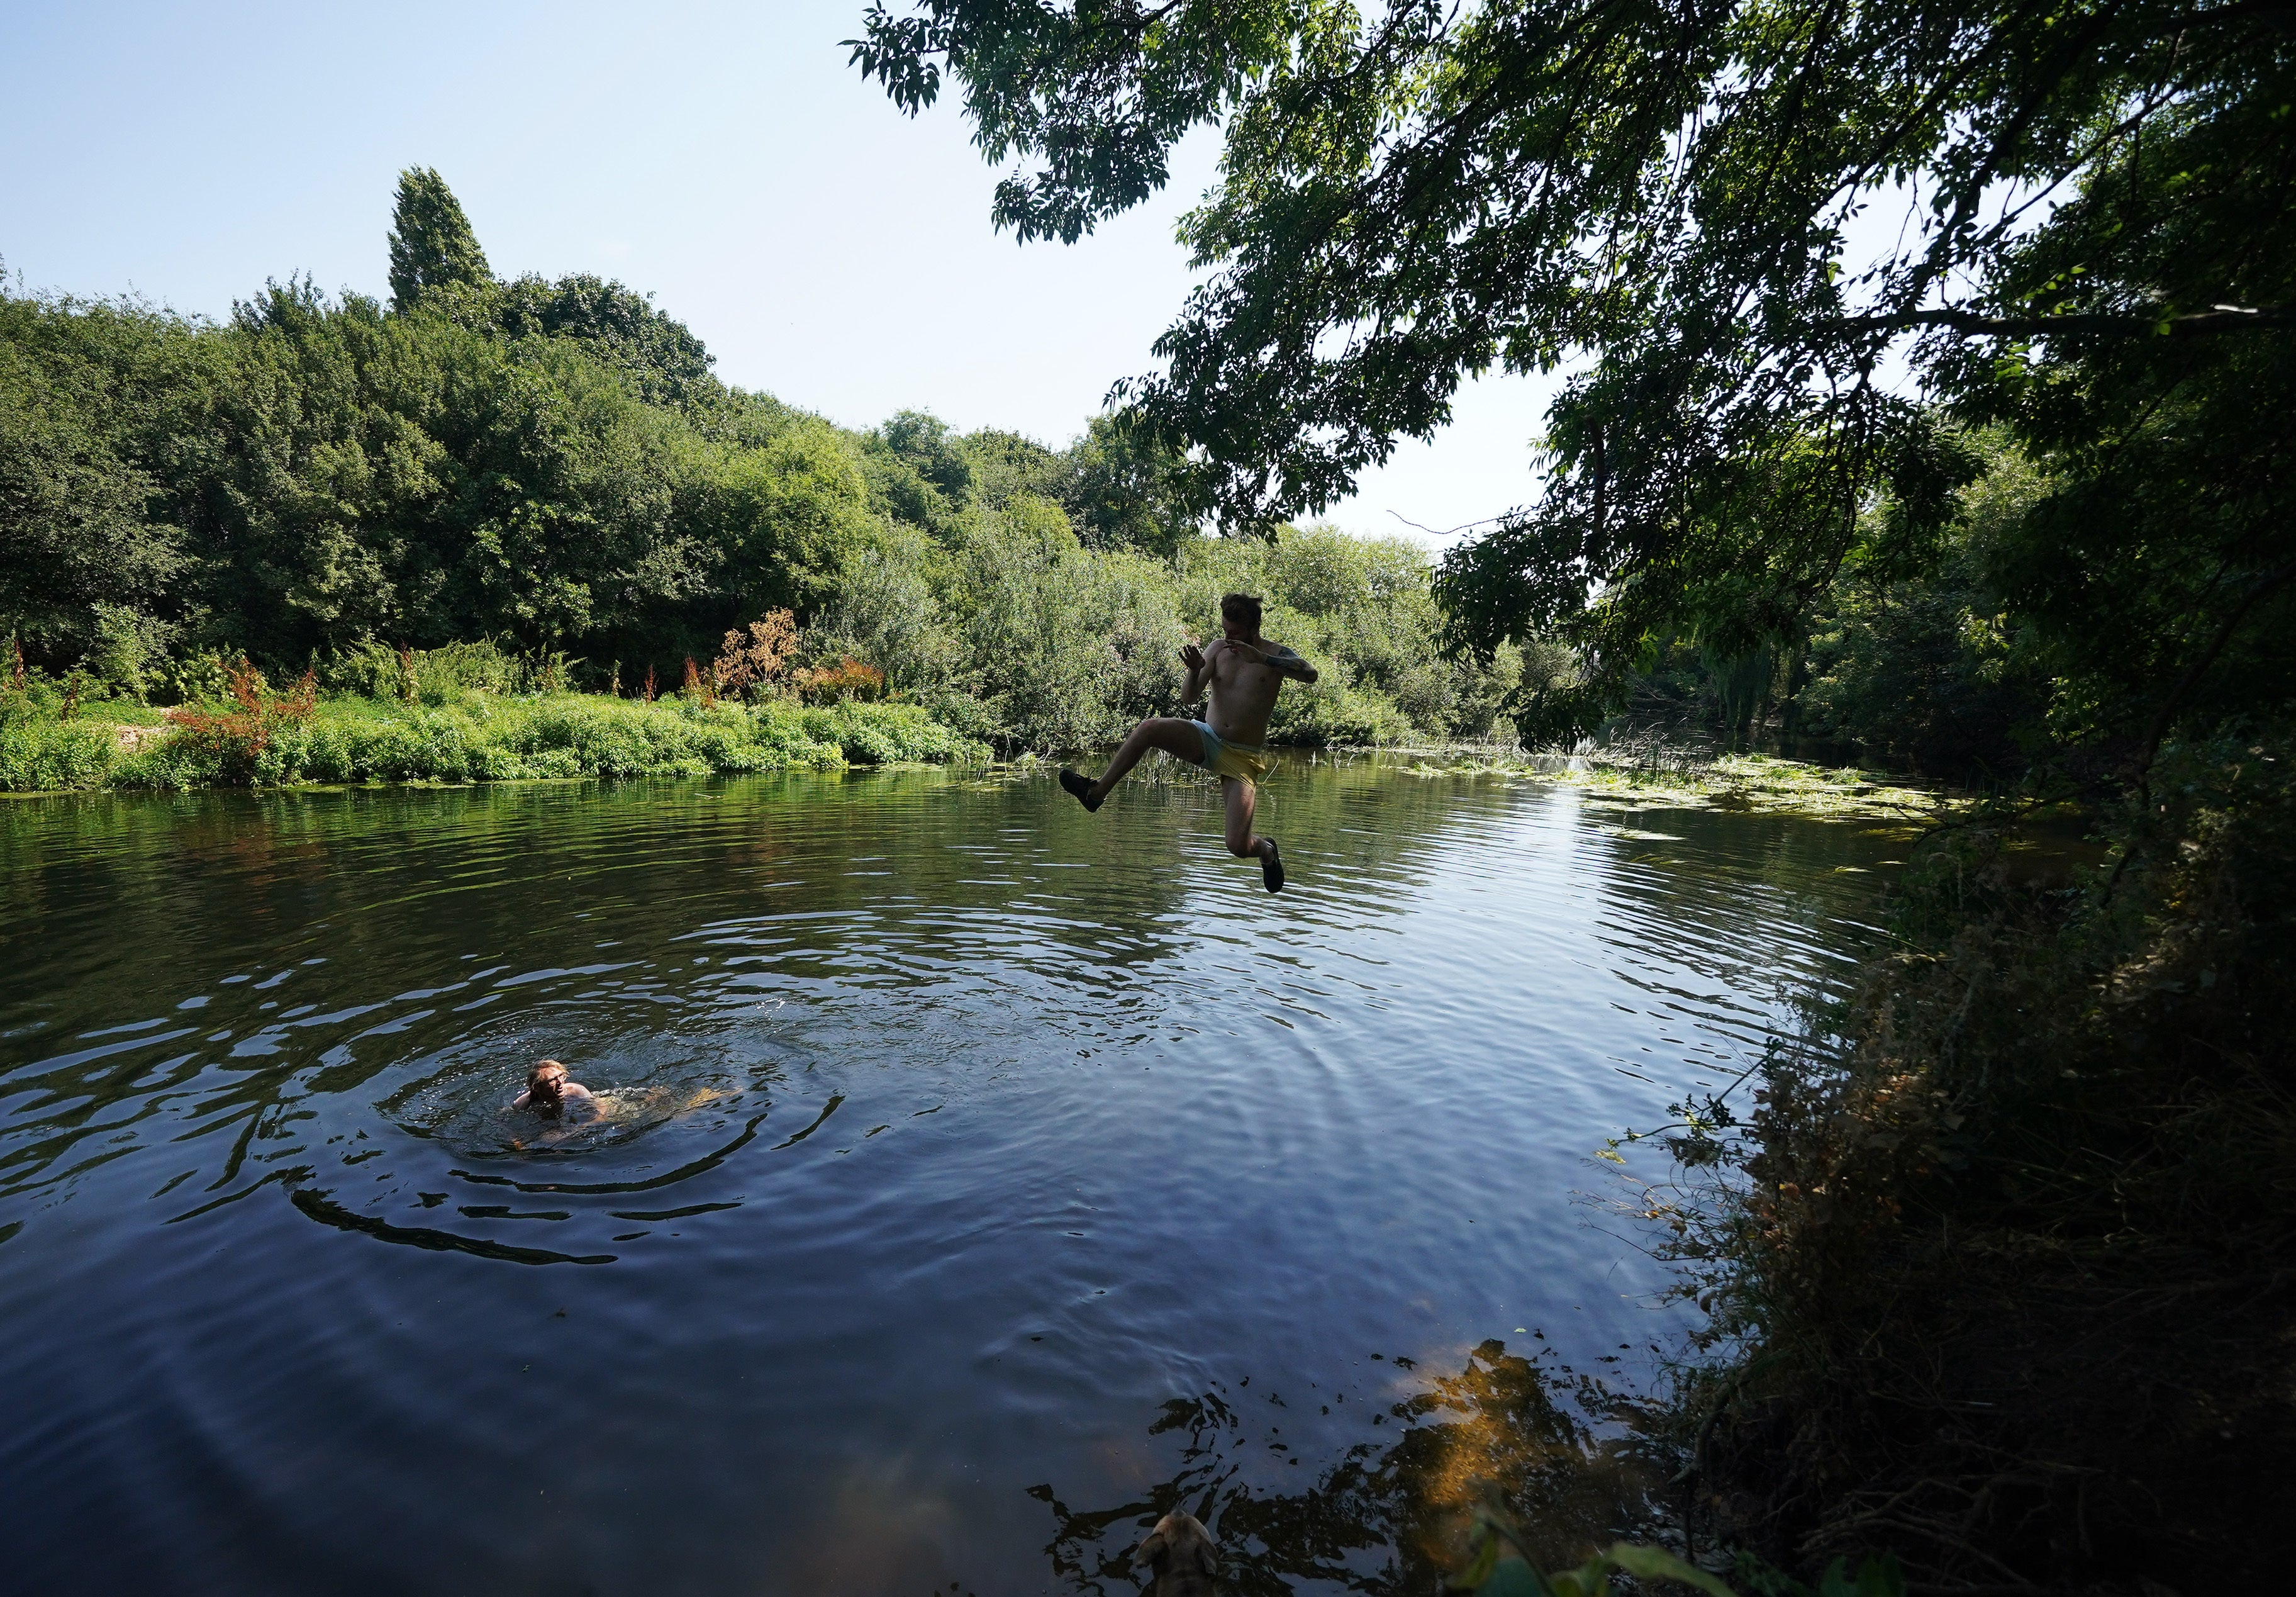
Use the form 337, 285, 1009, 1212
1547, 753, 1948, 826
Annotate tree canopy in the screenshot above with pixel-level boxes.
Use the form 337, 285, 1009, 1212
849, 0, 2294, 751
16, 170, 1505, 753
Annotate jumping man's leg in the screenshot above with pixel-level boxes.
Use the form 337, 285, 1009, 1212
1060, 717, 1205, 810
1223, 777, 1284, 892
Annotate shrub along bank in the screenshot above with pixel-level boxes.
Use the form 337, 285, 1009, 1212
0, 678, 985, 793
1631, 734, 2296, 1591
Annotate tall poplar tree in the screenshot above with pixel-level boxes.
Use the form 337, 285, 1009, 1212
386, 166, 492, 311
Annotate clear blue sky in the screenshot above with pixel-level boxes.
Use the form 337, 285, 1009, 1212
0, 0, 1553, 543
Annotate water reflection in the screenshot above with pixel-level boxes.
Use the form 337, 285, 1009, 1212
1034, 1340, 1657, 1596
0, 763, 1891, 1593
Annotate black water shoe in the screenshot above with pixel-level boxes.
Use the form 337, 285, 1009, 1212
1261, 838, 1285, 893
1059, 768, 1104, 812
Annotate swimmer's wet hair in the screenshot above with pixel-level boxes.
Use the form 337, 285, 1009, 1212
528, 1059, 567, 1089
1220, 591, 1264, 627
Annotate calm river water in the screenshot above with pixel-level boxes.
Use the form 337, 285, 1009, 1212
0, 761, 1897, 1594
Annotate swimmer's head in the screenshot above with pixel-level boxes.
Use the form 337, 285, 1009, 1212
527, 1059, 569, 1107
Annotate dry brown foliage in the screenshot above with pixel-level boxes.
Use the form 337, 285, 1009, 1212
710, 610, 798, 700
791, 656, 886, 703
163, 658, 318, 780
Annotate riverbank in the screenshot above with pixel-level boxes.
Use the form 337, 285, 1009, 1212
0, 690, 989, 793
1646, 731, 2296, 1592
5, 695, 1962, 835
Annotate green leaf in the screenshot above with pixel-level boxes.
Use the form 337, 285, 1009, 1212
1853, 1554, 1905, 1597
1450, 1532, 1502, 1591
1604, 1542, 1741, 1597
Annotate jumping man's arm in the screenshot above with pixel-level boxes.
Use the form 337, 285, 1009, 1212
1260, 644, 1319, 684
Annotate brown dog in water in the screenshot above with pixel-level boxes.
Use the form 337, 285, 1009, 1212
1133, 1510, 1218, 1596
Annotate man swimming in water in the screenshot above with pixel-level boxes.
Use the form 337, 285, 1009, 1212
512, 1059, 602, 1123
1059, 591, 1318, 892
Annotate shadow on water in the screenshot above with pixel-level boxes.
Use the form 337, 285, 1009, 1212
1032, 1340, 1659, 1597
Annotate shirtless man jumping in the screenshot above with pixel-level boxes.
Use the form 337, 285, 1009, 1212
1059, 591, 1318, 892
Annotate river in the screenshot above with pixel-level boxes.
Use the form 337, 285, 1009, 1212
0, 761, 1898, 1594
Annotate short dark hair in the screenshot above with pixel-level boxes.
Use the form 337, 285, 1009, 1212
1219, 592, 1264, 627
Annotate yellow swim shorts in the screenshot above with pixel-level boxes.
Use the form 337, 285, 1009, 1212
1190, 720, 1271, 785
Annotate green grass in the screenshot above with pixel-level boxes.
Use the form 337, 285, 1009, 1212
0, 692, 990, 794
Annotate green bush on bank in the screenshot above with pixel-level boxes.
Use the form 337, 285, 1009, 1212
0, 717, 121, 792
807, 513, 1524, 753
0, 692, 987, 794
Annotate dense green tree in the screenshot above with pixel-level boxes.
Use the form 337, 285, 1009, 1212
0, 273, 871, 680
491, 272, 716, 406
849, 0, 2293, 753
861, 408, 978, 535
696, 413, 876, 620
385, 166, 492, 311
386, 168, 718, 406
0, 168, 1623, 751
956, 425, 1067, 508
0, 332, 176, 659
1060, 411, 1196, 558
0, 293, 221, 677
200, 279, 708, 658
1783, 437, 2048, 775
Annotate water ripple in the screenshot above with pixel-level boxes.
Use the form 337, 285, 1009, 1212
0, 765, 1897, 1592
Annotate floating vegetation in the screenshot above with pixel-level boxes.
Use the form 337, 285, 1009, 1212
1342, 746, 1955, 826
1552, 753, 1951, 825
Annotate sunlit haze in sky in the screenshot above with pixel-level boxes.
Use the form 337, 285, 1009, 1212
1, 0, 1556, 549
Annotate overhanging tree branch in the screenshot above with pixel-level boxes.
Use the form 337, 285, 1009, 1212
1829, 303, 2292, 339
